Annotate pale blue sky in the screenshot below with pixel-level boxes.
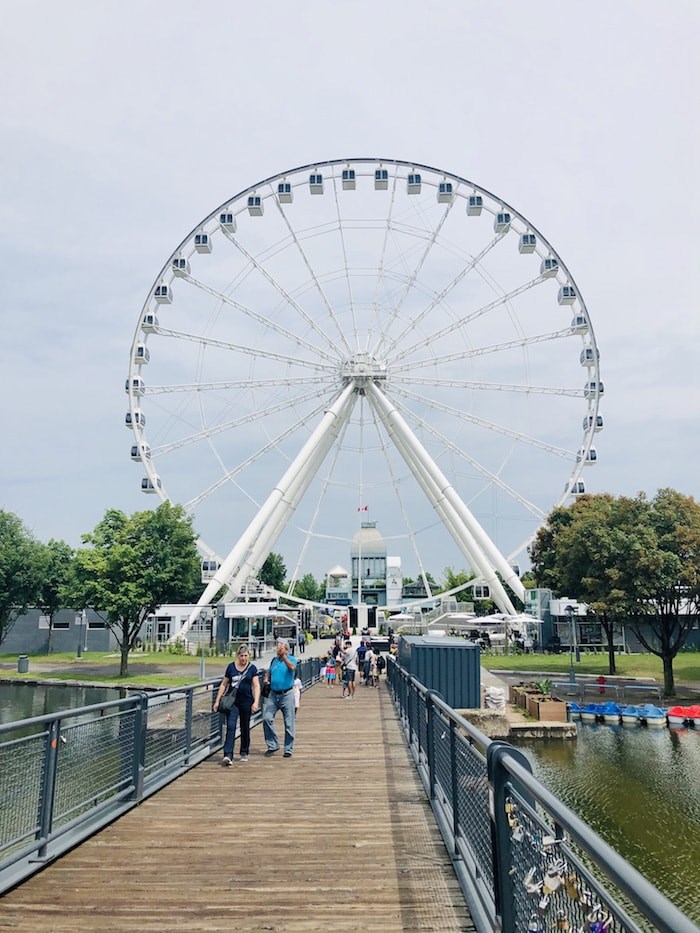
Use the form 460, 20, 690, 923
1, 0, 698, 579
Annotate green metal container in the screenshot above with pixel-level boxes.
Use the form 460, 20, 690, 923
397, 635, 480, 708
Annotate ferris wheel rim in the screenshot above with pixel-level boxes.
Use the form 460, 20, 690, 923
127, 157, 602, 579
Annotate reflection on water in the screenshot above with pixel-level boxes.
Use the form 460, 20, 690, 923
0, 682, 124, 726
516, 724, 700, 924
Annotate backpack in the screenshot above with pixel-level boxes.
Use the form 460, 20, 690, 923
376, 655, 386, 672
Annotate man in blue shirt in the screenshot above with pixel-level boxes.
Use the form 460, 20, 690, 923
263, 638, 298, 758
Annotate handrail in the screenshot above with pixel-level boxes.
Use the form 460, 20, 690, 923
387, 658, 697, 933
0, 657, 322, 896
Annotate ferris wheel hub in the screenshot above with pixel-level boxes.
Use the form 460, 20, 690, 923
340, 352, 388, 389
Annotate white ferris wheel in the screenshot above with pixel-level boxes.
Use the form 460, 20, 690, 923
126, 158, 602, 627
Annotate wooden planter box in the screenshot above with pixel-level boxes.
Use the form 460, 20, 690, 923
526, 695, 568, 722
509, 684, 528, 707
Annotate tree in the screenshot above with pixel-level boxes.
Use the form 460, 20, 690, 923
67, 503, 201, 676
441, 567, 475, 602
291, 573, 322, 601
0, 511, 43, 647
259, 552, 287, 591
530, 490, 700, 694
629, 489, 700, 696
36, 539, 75, 653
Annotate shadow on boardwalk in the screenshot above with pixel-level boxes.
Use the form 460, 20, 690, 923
0, 681, 474, 932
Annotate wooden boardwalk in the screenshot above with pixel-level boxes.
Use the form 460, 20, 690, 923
0, 681, 475, 932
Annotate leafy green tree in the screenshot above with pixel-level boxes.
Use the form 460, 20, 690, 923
67, 503, 200, 676
36, 539, 76, 653
259, 552, 287, 591
441, 567, 474, 601
0, 511, 44, 647
631, 489, 700, 695
291, 573, 322, 601
530, 490, 700, 693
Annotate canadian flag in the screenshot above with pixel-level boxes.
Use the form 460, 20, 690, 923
357, 505, 369, 512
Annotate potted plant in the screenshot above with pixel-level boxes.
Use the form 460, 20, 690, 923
526, 679, 567, 722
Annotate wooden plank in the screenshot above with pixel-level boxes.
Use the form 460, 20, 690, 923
1, 683, 475, 931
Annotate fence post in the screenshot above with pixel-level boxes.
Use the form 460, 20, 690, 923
487, 741, 534, 933
184, 690, 194, 764
425, 690, 444, 800
130, 695, 147, 801
35, 719, 60, 860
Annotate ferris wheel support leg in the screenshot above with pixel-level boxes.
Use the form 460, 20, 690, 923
221, 411, 352, 601
372, 397, 517, 615
366, 383, 522, 613
173, 385, 357, 642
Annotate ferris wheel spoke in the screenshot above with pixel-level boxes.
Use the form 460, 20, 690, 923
380, 231, 507, 359
150, 387, 329, 458
219, 228, 343, 358
390, 393, 548, 522
183, 399, 330, 511
328, 173, 360, 347
393, 377, 581, 399
181, 272, 334, 361
153, 326, 336, 373
145, 375, 323, 396
372, 197, 456, 357
272, 197, 353, 356
392, 386, 575, 459
366, 171, 401, 353
391, 327, 574, 374
387, 274, 547, 366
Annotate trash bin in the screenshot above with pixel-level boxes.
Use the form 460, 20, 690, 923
17, 655, 29, 674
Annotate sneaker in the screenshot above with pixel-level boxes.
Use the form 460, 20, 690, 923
222, 756, 232, 767
283, 751, 293, 758
264, 748, 278, 757
239, 754, 249, 762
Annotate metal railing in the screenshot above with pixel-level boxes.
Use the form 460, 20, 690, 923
0, 657, 321, 896
387, 659, 697, 933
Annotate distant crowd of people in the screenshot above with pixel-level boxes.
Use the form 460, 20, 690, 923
322, 636, 386, 695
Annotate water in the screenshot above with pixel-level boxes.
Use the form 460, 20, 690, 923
516, 723, 700, 924
0, 682, 123, 726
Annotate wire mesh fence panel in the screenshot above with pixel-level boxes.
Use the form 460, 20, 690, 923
144, 695, 188, 777
453, 730, 493, 889
53, 710, 137, 830
0, 732, 46, 858
506, 789, 644, 933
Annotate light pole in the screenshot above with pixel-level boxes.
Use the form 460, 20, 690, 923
199, 609, 208, 680
565, 604, 577, 684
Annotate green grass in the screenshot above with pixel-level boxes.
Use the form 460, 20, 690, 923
0, 650, 202, 666
0, 669, 198, 688
481, 651, 700, 683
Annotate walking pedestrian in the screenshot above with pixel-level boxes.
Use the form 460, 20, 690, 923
297, 630, 306, 654
341, 639, 358, 699
213, 644, 260, 765
325, 654, 336, 687
263, 638, 298, 758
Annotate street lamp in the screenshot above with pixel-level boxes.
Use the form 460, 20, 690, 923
199, 609, 209, 680
565, 604, 579, 684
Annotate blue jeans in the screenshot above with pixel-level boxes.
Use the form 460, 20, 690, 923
262, 689, 295, 753
223, 704, 252, 758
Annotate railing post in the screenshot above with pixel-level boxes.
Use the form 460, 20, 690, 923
35, 719, 60, 860
487, 741, 534, 933
449, 719, 459, 857
130, 695, 147, 801
425, 690, 442, 800
184, 690, 194, 764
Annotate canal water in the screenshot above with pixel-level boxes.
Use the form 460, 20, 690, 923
0, 682, 123, 726
516, 723, 700, 925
